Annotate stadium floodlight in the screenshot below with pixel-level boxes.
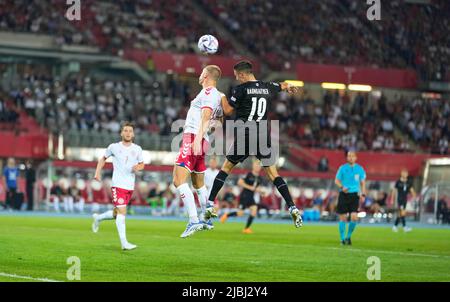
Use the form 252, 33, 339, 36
285, 80, 304, 87
321, 82, 346, 90
348, 84, 372, 92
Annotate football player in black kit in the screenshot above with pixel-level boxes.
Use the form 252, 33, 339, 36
220, 160, 263, 234
392, 169, 416, 232
205, 60, 303, 228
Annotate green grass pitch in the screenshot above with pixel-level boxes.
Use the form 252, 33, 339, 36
0, 215, 449, 282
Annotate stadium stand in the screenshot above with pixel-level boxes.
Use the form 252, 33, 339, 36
199, 0, 450, 79
0, 0, 236, 55
3, 69, 448, 154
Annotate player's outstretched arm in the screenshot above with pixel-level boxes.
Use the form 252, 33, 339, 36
280, 82, 301, 95
221, 94, 234, 116
94, 157, 107, 181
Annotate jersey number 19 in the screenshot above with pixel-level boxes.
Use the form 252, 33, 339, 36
248, 97, 267, 121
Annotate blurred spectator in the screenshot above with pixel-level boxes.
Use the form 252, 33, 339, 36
436, 197, 449, 224
317, 156, 329, 172
2, 158, 19, 210
25, 160, 36, 211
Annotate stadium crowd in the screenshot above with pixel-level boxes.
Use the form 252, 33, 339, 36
1, 0, 448, 80
0, 0, 235, 55
272, 90, 449, 154
200, 0, 449, 79
7, 72, 189, 136
5, 70, 449, 155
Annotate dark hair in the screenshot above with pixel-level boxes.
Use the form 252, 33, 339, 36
233, 60, 253, 74
121, 121, 135, 131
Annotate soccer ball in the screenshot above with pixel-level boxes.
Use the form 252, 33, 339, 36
198, 35, 219, 54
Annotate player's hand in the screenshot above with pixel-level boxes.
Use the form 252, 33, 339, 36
132, 165, 141, 173
342, 187, 349, 193
359, 194, 366, 203
94, 174, 101, 182
287, 86, 300, 94
192, 136, 203, 156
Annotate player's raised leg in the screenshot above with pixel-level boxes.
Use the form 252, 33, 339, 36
206, 159, 236, 219
92, 208, 116, 233
264, 165, 303, 228
173, 165, 204, 238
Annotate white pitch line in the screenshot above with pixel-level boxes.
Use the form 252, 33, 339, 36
327, 247, 450, 259
0, 272, 62, 282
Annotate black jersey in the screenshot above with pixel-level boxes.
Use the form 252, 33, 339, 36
240, 172, 261, 200
395, 180, 412, 202
229, 80, 282, 122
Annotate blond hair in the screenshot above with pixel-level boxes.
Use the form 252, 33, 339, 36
205, 65, 222, 81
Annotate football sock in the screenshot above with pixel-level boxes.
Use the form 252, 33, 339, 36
347, 221, 357, 239
177, 183, 199, 224
97, 210, 114, 221
196, 186, 208, 221
115, 214, 127, 245
208, 170, 228, 202
394, 217, 400, 226
339, 221, 346, 241
401, 217, 406, 227
227, 211, 238, 217
245, 215, 255, 229
273, 177, 295, 208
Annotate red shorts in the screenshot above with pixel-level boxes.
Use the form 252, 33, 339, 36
111, 187, 133, 208
175, 133, 208, 173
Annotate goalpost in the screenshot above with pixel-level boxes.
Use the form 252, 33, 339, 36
419, 158, 450, 224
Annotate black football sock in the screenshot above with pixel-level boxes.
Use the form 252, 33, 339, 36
394, 217, 399, 226
245, 215, 255, 229
401, 217, 406, 227
273, 177, 295, 208
227, 211, 238, 217
208, 170, 228, 202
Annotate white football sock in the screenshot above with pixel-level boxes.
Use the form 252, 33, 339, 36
177, 183, 199, 223
97, 210, 114, 221
196, 186, 208, 221
115, 213, 127, 245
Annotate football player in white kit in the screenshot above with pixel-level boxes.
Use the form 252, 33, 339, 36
91, 122, 144, 250
173, 65, 226, 238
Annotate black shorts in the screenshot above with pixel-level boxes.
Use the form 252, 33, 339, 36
397, 200, 407, 210
226, 124, 274, 167
337, 192, 359, 214
239, 194, 256, 209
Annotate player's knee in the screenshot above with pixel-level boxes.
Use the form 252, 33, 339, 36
173, 177, 184, 188
264, 167, 279, 182
116, 207, 126, 215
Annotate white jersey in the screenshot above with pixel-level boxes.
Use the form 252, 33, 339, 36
204, 167, 220, 193
104, 142, 144, 191
184, 86, 222, 141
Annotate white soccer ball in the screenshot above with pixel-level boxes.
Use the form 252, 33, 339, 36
198, 34, 219, 54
